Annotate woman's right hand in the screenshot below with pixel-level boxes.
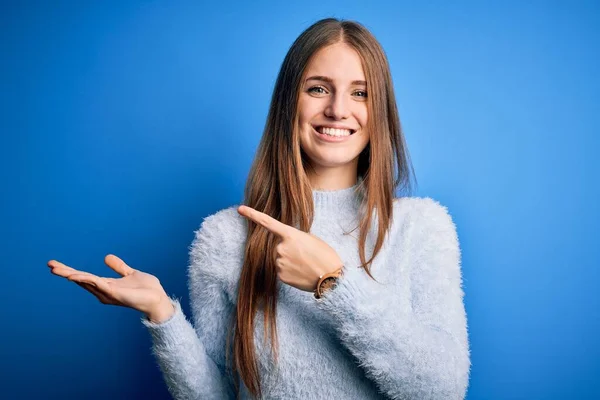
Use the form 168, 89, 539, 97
48, 254, 175, 323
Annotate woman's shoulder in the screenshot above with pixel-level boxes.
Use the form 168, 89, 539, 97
192, 205, 247, 247
392, 196, 463, 280
188, 205, 247, 286
392, 196, 458, 236
394, 196, 452, 217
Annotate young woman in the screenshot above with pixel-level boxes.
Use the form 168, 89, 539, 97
48, 18, 471, 399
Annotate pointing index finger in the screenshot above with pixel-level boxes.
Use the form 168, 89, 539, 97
237, 205, 291, 238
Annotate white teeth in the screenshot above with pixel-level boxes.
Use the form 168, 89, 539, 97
320, 127, 352, 137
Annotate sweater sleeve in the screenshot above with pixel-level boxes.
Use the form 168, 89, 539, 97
141, 217, 237, 400
315, 199, 471, 400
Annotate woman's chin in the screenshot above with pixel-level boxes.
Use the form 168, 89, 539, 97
307, 155, 359, 169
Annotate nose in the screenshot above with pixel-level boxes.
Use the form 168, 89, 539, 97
324, 93, 350, 120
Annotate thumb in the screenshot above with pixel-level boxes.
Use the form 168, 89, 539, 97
104, 254, 135, 277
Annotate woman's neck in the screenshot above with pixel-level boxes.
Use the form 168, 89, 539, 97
306, 162, 358, 190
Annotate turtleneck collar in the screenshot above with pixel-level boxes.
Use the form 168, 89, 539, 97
312, 179, 363, 218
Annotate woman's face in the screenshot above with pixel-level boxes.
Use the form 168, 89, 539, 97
297, 42, 370, 174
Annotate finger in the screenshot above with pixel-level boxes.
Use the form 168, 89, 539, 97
55, 269, 96, 279
47, 260, 74, 270
67, 273, 98, 286
49, 265, 77, 274
75, 282, 115, 305
237, 205, 292, 238
53, 268, 116, 289
104, 254, 135, 277
48, 261, 97, 278
68, 273, 113, 295
48, 257, 130, 278
50, 266, 88, 279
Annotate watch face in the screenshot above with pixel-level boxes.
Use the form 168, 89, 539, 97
322, 277, 336, 285
320, 276, 338, 294
315, 268, 343, 298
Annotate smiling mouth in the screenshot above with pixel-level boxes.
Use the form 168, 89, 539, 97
313, 126, 356, 137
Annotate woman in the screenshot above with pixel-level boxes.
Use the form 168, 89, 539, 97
48, 18, 471, 399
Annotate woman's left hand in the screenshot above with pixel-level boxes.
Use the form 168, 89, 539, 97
238, 205, 343, 292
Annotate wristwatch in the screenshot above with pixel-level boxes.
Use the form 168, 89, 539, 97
314, 267, 343, 299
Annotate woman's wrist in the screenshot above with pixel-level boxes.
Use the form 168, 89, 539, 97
145, 295, 175, 323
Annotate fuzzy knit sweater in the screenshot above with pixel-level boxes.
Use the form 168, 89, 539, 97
141, 184, 471, 399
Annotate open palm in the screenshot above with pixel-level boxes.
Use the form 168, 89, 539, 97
48, 254, 171, 319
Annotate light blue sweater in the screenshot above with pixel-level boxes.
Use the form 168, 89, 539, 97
142, 184, 471, 399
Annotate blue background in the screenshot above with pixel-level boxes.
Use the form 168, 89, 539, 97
2, 1, 598, 399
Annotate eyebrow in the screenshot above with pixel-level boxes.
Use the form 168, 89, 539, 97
305, 75, 367, 86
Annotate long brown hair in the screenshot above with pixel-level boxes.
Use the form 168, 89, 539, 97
229, 18, 415, 398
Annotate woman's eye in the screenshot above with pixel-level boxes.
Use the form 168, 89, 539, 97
308, 86, 327, 94
354, 90, 368, 98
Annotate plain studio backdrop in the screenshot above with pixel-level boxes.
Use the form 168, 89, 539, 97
1, 1, 598, 399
